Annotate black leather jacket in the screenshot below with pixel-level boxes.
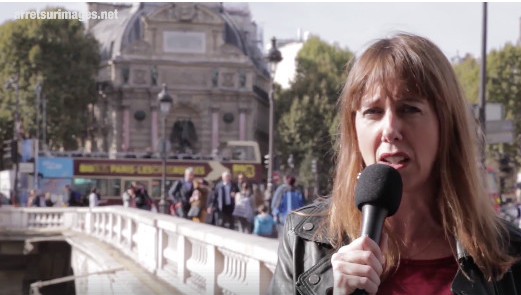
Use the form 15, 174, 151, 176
269, 201, 521, 295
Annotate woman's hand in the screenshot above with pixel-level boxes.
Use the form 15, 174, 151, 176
331, 235, 386, 295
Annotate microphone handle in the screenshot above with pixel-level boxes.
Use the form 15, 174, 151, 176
360, 205, 388, 244
353, 205, 387, 294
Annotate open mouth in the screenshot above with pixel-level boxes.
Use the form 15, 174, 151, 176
379, 153, 410, 165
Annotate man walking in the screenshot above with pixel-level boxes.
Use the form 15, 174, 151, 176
168, 167, 195, 218
207, 171, 239, 229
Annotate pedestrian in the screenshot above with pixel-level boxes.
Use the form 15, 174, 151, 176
270, 175, 291, 214
121, 186, 135, 207
237, 172, 246, 190
232, 181, 256, 233
270, 33, 521, 294
253, 204, 275, 238
27, 189, 38, 207
65, 185, 82, 207
272, 175, 305, 237
193, 179, 209, 222
187, 189, 203, 221
207, 171, 239, 229
168, 167, 195, 218
44, 192, 54, 207
133, 182, 151, 210
88, 187, 100, 208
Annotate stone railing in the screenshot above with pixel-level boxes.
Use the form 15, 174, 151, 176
0, 206, 279, 295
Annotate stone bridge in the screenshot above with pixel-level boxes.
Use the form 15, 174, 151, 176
0, 206, 279, 294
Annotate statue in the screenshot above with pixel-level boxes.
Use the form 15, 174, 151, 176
150, 66, 158, 86
122, 65, 129, 84
212, 69, 218, 87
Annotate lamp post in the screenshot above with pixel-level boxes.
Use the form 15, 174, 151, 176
478, 2, 487, 166
266, 37, 282, 200
5, 76, 20, 205
157, 84, 173, 214
34, 83, 42, 189
42, 94, 47, 152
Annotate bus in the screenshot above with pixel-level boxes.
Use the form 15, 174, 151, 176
38, 141, 263, 205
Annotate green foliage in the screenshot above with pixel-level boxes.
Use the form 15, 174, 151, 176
275, 36, 352, 195
0, 8, 100, 151
486, 43, 521, 168
453, 54, 479, 103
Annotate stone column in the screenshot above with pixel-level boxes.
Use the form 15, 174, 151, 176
151, 108, 158, 153
211, 106, 219, 152
239, 107, 247, 141
122, 108, 130, 151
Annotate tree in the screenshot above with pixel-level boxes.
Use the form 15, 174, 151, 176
275, 36, 353, 195
0, 8, 100, 151
453, 54, 479, 103
486, 43, 521, 174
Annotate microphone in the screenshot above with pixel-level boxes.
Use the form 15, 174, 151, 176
351, 164, 402, 295
355, 163, 402, 244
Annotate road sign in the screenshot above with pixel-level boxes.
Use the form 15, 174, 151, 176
486, 120, 514, 144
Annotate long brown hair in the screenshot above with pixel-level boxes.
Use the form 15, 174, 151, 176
328, 33, 516, 280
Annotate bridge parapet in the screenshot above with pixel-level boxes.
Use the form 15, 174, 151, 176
0, 206, 279, 295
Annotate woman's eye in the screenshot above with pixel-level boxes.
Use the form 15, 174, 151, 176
400, 105, 420, 114
362, 108, 382, 116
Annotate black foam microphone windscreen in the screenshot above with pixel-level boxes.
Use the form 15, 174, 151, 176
355, 163, 402, 217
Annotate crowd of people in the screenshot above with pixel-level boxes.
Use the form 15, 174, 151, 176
12, 166, 309, 240
20, 185, 101, 208
112, 167, 309, 238
155, 168, 308, 238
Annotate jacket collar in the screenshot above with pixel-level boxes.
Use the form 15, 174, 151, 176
292, 201, 332, 245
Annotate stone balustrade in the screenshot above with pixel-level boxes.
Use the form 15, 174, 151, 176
0, 206, 279, 295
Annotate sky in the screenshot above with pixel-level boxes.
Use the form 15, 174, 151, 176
0, 2, 520, 60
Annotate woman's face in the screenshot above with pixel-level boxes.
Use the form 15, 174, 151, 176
354, 87, 439, 194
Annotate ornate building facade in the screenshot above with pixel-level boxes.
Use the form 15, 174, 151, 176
86, 2, 271, 157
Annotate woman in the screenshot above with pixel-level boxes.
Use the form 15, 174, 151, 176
233, 181, 256, 233
270, 33, 521, 294
27, 189, 38, 207
188, 189, 203, 221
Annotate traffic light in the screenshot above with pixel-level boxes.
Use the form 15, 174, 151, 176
263, 154, 270, 169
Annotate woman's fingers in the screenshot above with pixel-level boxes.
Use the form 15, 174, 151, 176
331, 236, 384, 295
332, 273, 379, 295
338, 236, 385, 265
332, 250, 382, 284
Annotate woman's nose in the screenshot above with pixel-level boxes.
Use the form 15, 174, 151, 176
381, 110, 403, 143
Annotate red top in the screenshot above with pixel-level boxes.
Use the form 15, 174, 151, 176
377, 256, 458, 295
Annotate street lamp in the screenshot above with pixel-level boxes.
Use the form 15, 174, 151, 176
5, 76, 20, 205
157, 83, 173, 214
266, 37, 282, 200
34, 83, 42, 190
